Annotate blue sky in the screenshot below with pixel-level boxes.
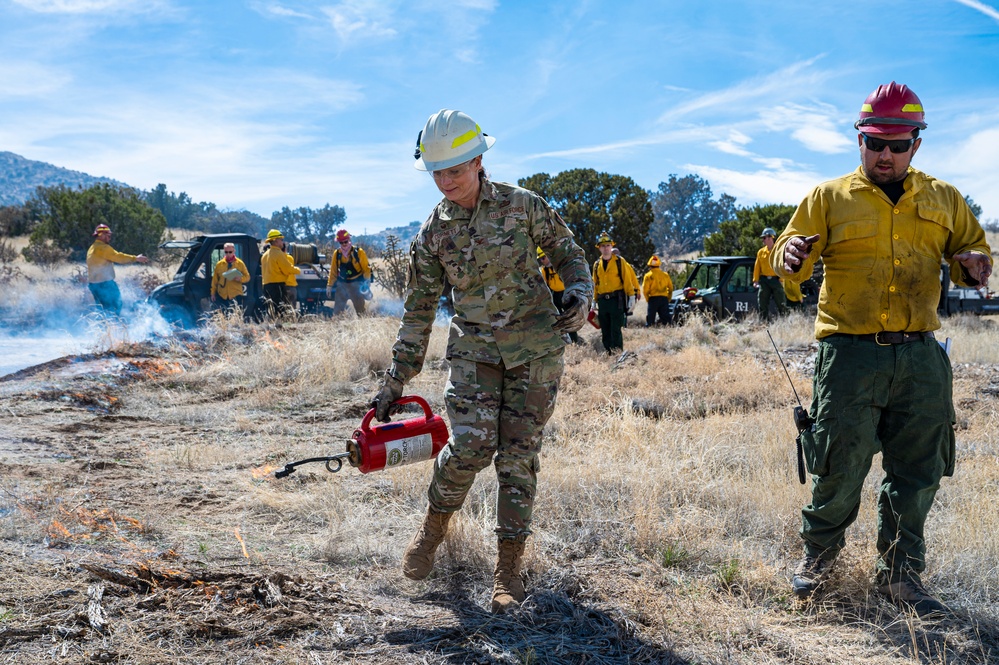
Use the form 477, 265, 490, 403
2, 0, 998, 235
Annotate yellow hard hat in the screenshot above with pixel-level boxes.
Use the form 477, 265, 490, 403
595, 231, 615, 247
266, 229, 284, 241
647, 255, 661, 267
536, 247, 546, 258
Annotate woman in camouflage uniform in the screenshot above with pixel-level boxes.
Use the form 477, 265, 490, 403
372, 110, 592, 613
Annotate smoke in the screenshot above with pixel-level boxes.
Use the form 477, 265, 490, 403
0, 267, 174, 377
1, 268, 454, 377
362, 293, 453, 326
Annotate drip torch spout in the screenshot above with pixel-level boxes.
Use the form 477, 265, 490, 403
274, 451, 352, 478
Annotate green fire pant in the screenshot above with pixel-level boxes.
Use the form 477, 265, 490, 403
799, 334, 955, 578
428, 349, 564, 539
757, 275, 786, 321
596, 291, 625, 353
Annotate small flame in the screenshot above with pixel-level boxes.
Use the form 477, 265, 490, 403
262, 331, 286, 351
251, 464, 279, 479
48, 520, 72, 539
234, 527, 250, 559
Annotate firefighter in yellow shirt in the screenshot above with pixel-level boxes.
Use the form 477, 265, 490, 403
284, 250, 299, 313
326, 229, 372, 315
783, 278, 803, 311
774, 82, 992, 617
210, 242, 251, 311
592, 232, 638, 353
260, 229, 300, 316
86, 223, 149, 317
538, 247, 579, 343
753, 227, 786, 321
642, 255, 673, 326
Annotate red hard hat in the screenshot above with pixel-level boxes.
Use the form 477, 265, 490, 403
854, 82, 927, 135
92, 224, 111, 236
335, 229, 351, 243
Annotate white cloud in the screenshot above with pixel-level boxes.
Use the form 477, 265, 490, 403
261, 3, 314, 20
11, 0, 172, 13
709, 130, 753, 156
320, 1, 398, 44
526, 60, 845, 165
7, 106, 427, 224
763, 103, 854, 154
526, 127, 718, 160
656, 56, 830, 125
952, 0, 999, 23
453, 0, 497, 8
0, 61, 72, 97
686, 164, 827, 207
791, 126, 854, 154
0, 72, 410, 226
217, 70, 365, 115
752, 156, 796, 171
932, 126, 999, 221
412, 0, 496, 63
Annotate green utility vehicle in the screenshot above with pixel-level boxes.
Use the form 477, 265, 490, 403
149, 233, 330, 327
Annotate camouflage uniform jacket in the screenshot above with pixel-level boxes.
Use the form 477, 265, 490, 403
389, 178, 592, 384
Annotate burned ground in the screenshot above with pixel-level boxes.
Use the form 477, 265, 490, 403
1, 318, 998, 664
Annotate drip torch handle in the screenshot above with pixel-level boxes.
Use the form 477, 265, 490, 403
359, 394, 433, 431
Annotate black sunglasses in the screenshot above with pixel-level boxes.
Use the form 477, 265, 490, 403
862, 134, 915, 154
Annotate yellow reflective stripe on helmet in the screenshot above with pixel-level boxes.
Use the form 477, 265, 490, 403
901, 103, 923, 112
450, 124, 482, 149
861, 104, 874, 112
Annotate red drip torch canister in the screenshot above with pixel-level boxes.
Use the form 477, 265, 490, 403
347, 395, 449, 474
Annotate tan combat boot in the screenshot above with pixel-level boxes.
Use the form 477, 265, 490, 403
491, 537, 527, 614
401, 508, 453, 580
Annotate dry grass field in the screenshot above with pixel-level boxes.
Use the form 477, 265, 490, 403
1, 304, 999, 664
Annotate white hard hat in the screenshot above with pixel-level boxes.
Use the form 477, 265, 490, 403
413, 109, 495, 171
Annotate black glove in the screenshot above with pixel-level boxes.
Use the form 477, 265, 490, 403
553, 288, 591, 334
371, 375, 403, 422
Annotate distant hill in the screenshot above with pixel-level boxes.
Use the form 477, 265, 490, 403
353, 220, 423, 253
0, 151, 122, 206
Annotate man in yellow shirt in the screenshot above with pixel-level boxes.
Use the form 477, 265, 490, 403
86, 224, 149, 316
642, 255, 673, 326
774, 82, 992, 617
327, 229, 372, 315
211, 242, 251, 312
538, 247, 579, 344
284, 250, 299, 313
783, 279, 803, 312
592, 232, 638, 353
260, 229, 300, 316
753, 228, 786, 321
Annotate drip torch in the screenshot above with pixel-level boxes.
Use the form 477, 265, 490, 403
274, 395, 448, 478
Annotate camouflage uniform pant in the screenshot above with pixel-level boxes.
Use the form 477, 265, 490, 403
428, 349, 564, 539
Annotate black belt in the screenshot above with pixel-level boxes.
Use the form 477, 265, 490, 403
829, 331, 935, 345
598, 290, 624, 301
